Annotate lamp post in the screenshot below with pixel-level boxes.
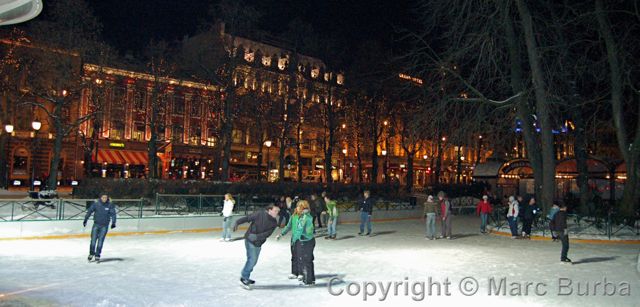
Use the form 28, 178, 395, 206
342, 148, 347, 182
264, 140, 272, 182
31, 119, 41, 191
2, 124, 14, 189
382, 149, 388, 184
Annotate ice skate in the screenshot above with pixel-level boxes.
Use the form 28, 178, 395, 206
240, 278, 252, 290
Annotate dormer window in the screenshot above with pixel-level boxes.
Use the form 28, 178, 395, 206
262, 56, 271, 67
324, 72, 331, 81
278, 57, 288, 70
244, 50, 255, 63
311, 67, 320, 79
336, 73, 345, 85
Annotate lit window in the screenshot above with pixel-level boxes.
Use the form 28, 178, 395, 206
324, 72, 331, 81
311, 67, 320, 78
132, 123, 145, 141
336, 74, 345, 85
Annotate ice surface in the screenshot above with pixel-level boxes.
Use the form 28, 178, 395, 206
0, 216, 638, 307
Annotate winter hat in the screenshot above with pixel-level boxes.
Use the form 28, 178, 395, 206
508, 196, 515, 202
437, 191, 446, 198
482, 195, 488, 200
427, 195, 434, 202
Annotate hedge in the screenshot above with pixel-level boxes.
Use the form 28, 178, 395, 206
73, 178, 488, 201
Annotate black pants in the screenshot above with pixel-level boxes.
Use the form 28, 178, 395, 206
313, 212, 323, 228
295, 238, 316, 284
559, 232, 570, 260
523, 218, 533, 235
290, 241, 299, 275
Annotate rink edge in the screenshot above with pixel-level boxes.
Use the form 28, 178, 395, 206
0, 217, 422, 240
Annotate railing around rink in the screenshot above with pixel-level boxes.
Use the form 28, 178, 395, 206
0, 194, 420, 222
0, 198, 145, 221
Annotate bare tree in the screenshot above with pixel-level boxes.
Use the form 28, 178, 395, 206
11, 0, 116, 190
595, 0, 640, 217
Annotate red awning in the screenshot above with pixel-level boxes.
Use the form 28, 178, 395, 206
120, 151, 148, 165
97, 150, 149, 165
97, 149, 125, 164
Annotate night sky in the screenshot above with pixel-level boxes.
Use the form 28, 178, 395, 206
84, 0, 412, 60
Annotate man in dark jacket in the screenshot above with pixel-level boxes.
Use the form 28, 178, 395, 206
83, 193, 117, 262
233, 204, 280, 288
358, 190, 375, 236
550, 204, 570, 263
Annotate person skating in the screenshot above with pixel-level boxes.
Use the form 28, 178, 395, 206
83, 193, 117, 263
324, 194, 338, 239
547, 203, 560, 241
550, 203, 571, 263
522, 196, 536, 239
506, 196, 520, 239
310, 194, 323, 228
438, 191, 452, 239
476, 195, 492, 234
221, 193, 235, 242
233, 204, 280, 289
358, 190, 374, 236
277, 200, 316, 285
423, 195, 438, 240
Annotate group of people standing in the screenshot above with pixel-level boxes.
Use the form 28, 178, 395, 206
420, 191, 453, 240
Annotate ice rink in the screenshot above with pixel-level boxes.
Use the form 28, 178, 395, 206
0, 216, 638, 307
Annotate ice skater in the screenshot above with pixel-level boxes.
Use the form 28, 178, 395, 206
423, 195, 438, 239
522, 196, 536, 239
438, 191, 452, 239
507, 196, 519, 239
277, 200, 316, 285
358, 190, 374, 236
476, 195, 492, 234
233, 204, 280, 289
221, 193, 235, 242
324, 194, 338, 239
550, 203, 571, 263
83, 193, 117, 263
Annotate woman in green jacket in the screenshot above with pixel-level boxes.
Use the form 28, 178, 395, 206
277, 200, 316, 285
324, 195, 338, 239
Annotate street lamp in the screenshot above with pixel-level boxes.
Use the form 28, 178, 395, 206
382, 149, 388, 184
342, 148, 347, 182
2, 124, 14, 189
264, 140, 272, 182
31, 119, 41, 191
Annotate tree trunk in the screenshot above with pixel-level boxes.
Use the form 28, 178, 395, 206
406, 152, 414, 193
0, 134, 8, 189
370, 105, 379, 183
278, 106, 288, 182
148, 90, 159, 179
514, 0, 556, 212
357, 145, 363, 183
435, 133, 443, 183
47, 105, 64, 190
296, 123, 302, 182
572, 108, 590, 216
220, 92, 233, 182
256, 142, 264, 181
595, 0, 640, 217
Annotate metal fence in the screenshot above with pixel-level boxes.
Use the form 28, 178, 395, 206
489, 211, 640, 239
0, 198, 144, 221
0, 193, 421, 222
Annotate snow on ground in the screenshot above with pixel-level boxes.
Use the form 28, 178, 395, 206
0, 216, 638, 307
